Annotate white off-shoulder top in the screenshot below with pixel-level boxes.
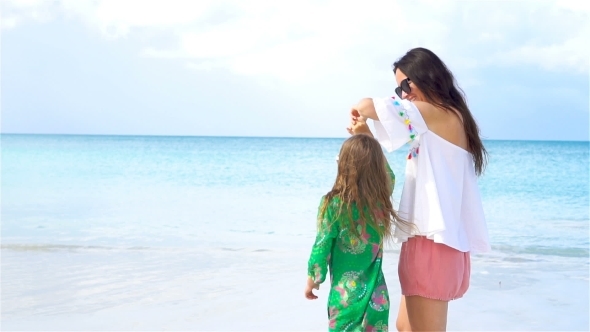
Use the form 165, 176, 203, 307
372, 96, 491, 253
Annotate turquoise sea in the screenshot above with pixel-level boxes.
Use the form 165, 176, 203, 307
1, 134, 589, 330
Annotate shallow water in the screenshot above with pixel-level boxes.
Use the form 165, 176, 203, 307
2, 135, 588, 330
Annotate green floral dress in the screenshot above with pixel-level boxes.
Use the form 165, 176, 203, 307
307, 167, 395, 332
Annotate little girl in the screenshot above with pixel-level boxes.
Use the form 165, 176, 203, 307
304, 120, 407, 331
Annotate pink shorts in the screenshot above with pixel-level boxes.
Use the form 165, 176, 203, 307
398, 236, 470, 301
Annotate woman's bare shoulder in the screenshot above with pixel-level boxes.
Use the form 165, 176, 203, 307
413, 101, 467, 148
413, 101, 462, 125
412, 101, 440, 124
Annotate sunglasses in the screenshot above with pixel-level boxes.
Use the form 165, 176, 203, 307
395, 78, 411, 98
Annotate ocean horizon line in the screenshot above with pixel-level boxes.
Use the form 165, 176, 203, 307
1, 132, 589, 143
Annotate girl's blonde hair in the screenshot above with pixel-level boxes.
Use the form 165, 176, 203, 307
318, 134, 410, 240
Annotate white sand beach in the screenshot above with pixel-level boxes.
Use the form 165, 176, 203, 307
2, 240, 588, 331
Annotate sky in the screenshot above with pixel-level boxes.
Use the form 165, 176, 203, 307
1, 0, 589, 140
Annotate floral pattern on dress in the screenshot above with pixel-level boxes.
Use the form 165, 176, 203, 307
307, 163, 396, 331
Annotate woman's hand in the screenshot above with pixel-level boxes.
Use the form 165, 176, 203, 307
347, 116, 374, 138
350, 108, 365, 124
304, 276, 319, 300
351, 98, 378, 121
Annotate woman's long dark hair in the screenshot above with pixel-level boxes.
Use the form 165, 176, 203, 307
393, 47, 488, 175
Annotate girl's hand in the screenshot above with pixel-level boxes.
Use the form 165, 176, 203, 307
347, 117, 374, 138
347, 109, 364, 134
304, 276, 319, 300
350, 108, 365, 124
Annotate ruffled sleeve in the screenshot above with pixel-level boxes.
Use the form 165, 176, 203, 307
372, 97, 428, 152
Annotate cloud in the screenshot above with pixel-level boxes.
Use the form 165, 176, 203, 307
490, 33, 590, 74
1, 16, 19, 29
2, 0, 589, 81
0, 0, 55, 29
476, 0, 590, 74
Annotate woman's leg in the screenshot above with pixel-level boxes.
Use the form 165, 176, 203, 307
405, 295, 448, 331
395, 295, 411, 332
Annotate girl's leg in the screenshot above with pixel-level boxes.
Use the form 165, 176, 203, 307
405, 295, 448, 331
395, 295, 411, 332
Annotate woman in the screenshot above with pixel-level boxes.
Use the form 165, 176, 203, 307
349, 47, 490, 331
